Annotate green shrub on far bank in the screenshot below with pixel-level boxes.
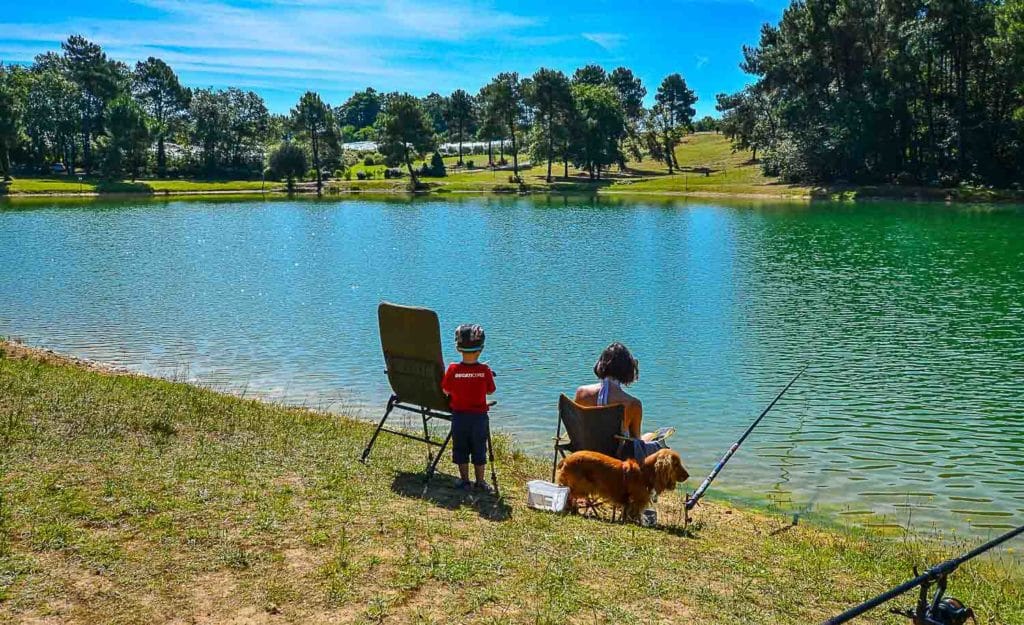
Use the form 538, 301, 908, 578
268, 141, 308, 190
417, 151, 446, 178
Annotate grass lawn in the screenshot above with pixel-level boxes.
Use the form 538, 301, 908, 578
430, 133, 813, 198
1, 340, 1022, 624
145, 179, 272, 192
607, 133, 808, 197
3, 176, 279, 195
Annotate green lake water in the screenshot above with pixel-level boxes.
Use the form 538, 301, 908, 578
2, 194, 1022, 534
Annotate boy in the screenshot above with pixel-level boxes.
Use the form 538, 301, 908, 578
441, 323, 496, 492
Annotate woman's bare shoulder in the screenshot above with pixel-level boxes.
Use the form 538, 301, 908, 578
622, 392, 642, 408
574, 383, 600, 404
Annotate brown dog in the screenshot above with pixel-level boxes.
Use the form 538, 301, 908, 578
555, 448, 689, 522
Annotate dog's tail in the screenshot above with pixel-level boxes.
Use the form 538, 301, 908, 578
622, 457, 641, 485
622, 458, 646, 520
554, 458, 566, 485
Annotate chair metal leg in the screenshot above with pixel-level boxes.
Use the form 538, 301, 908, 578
487, 431, 499, 496
424, 430, 452, 482
551, 416, 563, 481
361, 396, 396, 463
421, 407, 433, 465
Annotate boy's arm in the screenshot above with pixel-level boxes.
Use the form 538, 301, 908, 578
485, 366, 496, 395
441, 363, 454, 394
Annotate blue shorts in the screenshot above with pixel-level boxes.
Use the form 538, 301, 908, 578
450, 411, 489, 465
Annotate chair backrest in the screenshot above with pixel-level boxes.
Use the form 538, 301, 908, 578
378, 302, 451, 412
557, 394, 625, 458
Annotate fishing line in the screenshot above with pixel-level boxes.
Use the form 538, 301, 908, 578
685, 364, 808, 516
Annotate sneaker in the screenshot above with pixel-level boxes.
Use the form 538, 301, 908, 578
474, 480, 495, 494
454, 479, 473, 491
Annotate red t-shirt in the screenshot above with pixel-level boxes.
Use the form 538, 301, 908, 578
442, 362, 496, 413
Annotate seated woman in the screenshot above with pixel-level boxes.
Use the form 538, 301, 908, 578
574, 342, 666, 458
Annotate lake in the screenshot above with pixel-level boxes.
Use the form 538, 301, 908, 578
2, 194, 1022, 534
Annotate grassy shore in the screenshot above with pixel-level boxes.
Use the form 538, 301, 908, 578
6, 134, 1022, 202
1, 340, 1022, 624
1, 177, 277, 195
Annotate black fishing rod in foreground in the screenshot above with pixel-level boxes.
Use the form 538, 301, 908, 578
823, 522, 1024, 625
684, 364, 807, 516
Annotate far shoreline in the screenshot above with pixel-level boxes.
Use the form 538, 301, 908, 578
5, 135, 1022, 204
4, 183, 1024, 205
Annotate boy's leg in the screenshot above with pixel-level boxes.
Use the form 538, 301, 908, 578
451, 413, 472, 487
471, 415, 491, 488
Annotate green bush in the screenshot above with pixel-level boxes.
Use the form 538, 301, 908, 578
267, 141, 308, 190
429, 152, 446, 177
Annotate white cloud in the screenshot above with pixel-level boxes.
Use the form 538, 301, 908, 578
581, 32, 625, 51
0, 0, 535, 101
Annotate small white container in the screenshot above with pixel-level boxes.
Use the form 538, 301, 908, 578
526, 480, 569, 512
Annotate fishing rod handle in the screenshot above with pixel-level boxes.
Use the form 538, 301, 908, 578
685, 445, 738, 509
822, 523, 1024, 625
821, 574, 930, 625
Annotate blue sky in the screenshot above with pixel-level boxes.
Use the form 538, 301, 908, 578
0, 0, 787, 117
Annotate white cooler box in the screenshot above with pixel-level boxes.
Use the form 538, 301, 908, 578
526, 480, 569, 512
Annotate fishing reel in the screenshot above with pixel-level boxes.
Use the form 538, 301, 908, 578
891, 570, 976, 625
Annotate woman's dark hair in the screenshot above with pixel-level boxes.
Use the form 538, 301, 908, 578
593, 342, 639, 385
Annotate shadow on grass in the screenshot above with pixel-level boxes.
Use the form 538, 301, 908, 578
559, 500, 705, 538
390, 470, 513, 522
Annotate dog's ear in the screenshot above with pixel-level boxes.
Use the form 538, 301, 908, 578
674, 453, 689, 483
653, 451, 675, 492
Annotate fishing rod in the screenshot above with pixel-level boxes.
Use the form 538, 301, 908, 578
823, 522, 1024, 625
684, 364, 807, 514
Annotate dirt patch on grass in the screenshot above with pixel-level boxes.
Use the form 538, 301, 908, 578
181, 572, 271, 625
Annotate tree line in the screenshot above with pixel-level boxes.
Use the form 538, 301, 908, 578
0, 36, 702, 189
715, 0, 1024, 187
0, 37, 280, 182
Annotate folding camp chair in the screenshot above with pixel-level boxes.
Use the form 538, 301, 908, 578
360, 302, 498, 493
551, 394, 627, 480
551, 394, 633, 518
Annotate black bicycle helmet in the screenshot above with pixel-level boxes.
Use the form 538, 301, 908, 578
455, 324, 486, 352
